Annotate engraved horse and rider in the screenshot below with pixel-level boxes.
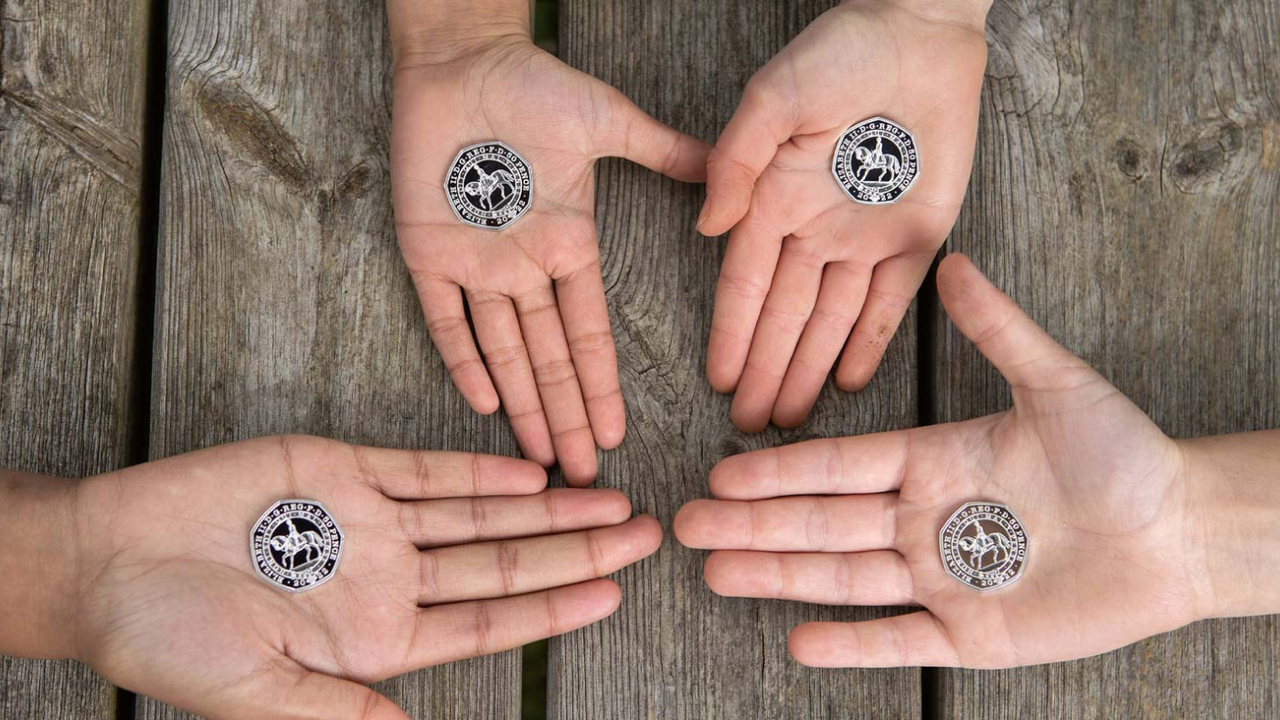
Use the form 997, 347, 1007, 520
854, 136, 902, 186
959, 521, 1014, 571
270, 519, 326, 571
464, 165, 518, 211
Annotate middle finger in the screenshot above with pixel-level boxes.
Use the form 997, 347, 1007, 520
513, 283, 599, 485
674, 494, 897, 552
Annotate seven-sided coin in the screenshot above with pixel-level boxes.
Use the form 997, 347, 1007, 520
938, 501, 1028, 592
250, 499, 344, 593
831, 117, 919, 205
445, 141, 533, 230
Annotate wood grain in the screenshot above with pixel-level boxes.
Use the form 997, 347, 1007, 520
933, 0, 1280, 716
139, 0, 520, 717
549, 1, 922, 718
0, 0, 152, 716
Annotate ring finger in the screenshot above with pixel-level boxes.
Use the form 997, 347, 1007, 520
513, 284, 599, 485
467, 290, 556, 466
418, 515, 661, 605
729, 237, 824, 432
771, 259, 873, 428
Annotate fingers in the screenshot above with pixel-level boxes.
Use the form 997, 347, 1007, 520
673, 494, 897, 552
273, 669, 410, 720
418, 516, 662, 604
400, 488, 632, 547
555, 262, 626, 449
408, 578, 621, 667
513, 285, 599, 485
788, 612, 959, 668
835, 252, 934, 392
465, 290, 557, 466
708, 432, 910, 500
699, 80, 796, 236
597, 87, 711, 182
936, 254, 1088, 389
772, 261, 873, 427
728, 240, 824, 432
706, 215, 784, 393
358, 448, 547, 499
414, 277, 498, 414
703, 550, 915, 606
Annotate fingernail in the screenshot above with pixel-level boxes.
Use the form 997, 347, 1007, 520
696, 201, 710, 230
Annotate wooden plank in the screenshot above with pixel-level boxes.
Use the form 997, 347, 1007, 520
934, 0, 1280, 716
0, 0, 152, 716
549, 1, 921, 718
140, 1, 520, 718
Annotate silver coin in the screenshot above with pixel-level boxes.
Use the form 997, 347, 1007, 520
250, 499, 344, 593
831, 117, 919, 205
444, 141, 533, 230
938, 501, 1028, 592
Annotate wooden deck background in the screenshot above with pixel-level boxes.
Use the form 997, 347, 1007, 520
1, 0, 1277, 718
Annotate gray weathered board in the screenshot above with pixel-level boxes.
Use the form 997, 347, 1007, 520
0, 0, 151, 717
934, 0, 1280, 718
548, 1, 921, 719
137, 0, 519, 717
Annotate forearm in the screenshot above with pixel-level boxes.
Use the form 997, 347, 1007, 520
0, 470, 81, 659
387, 0, 531, 67
1181, 429, 1280, 619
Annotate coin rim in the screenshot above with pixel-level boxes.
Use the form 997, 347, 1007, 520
937, 500, 1028, 593
444, 140, 535, 231
830, 116, 920, 206
250, 498, 345, 594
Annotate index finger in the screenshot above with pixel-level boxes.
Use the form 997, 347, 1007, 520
352, 446, 548, 499
708, 431, 911, 500
555, 260, 625, 449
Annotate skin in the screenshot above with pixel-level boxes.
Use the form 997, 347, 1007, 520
0, 437, 662, 718
676, 253, 1280, 668
699, 0, 990, 432
389, 1, 710, 485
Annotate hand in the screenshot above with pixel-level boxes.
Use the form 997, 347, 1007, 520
699, 0, 989, 431
68, 436, 660, 718
391, 35, 709, 485
676, 254, 1213, 668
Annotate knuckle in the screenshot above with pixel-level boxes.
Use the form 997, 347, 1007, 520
496, 541, 519, 595
532, 357, 578, 386
718, 272, 771, 303
759, 303, 812, 333
483, 342, 530, 370
426, 315, 470, 337
568, 330, 615, 357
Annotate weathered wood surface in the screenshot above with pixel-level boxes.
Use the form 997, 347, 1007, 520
934, 0, 1280, 717
549, 1, 921, 718
0, 0, 152, 717
138, 0, 519, 717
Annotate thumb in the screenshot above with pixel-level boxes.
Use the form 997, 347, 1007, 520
936, 254, 1094, 389
594, 86, 710, 184
272, 669, 411, 720
697, 79, 795, 237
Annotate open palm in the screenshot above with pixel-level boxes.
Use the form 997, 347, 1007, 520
73, 436, 660, 717
699, 0, 988, 431
392, 39, 709, 484
676, 255, 1205, 667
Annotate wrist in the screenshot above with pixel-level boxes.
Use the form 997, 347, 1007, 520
1179, 430, 1280, 620
387, 0, 531, 69
848, 0, 992, 32
0, 470, 83, 659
